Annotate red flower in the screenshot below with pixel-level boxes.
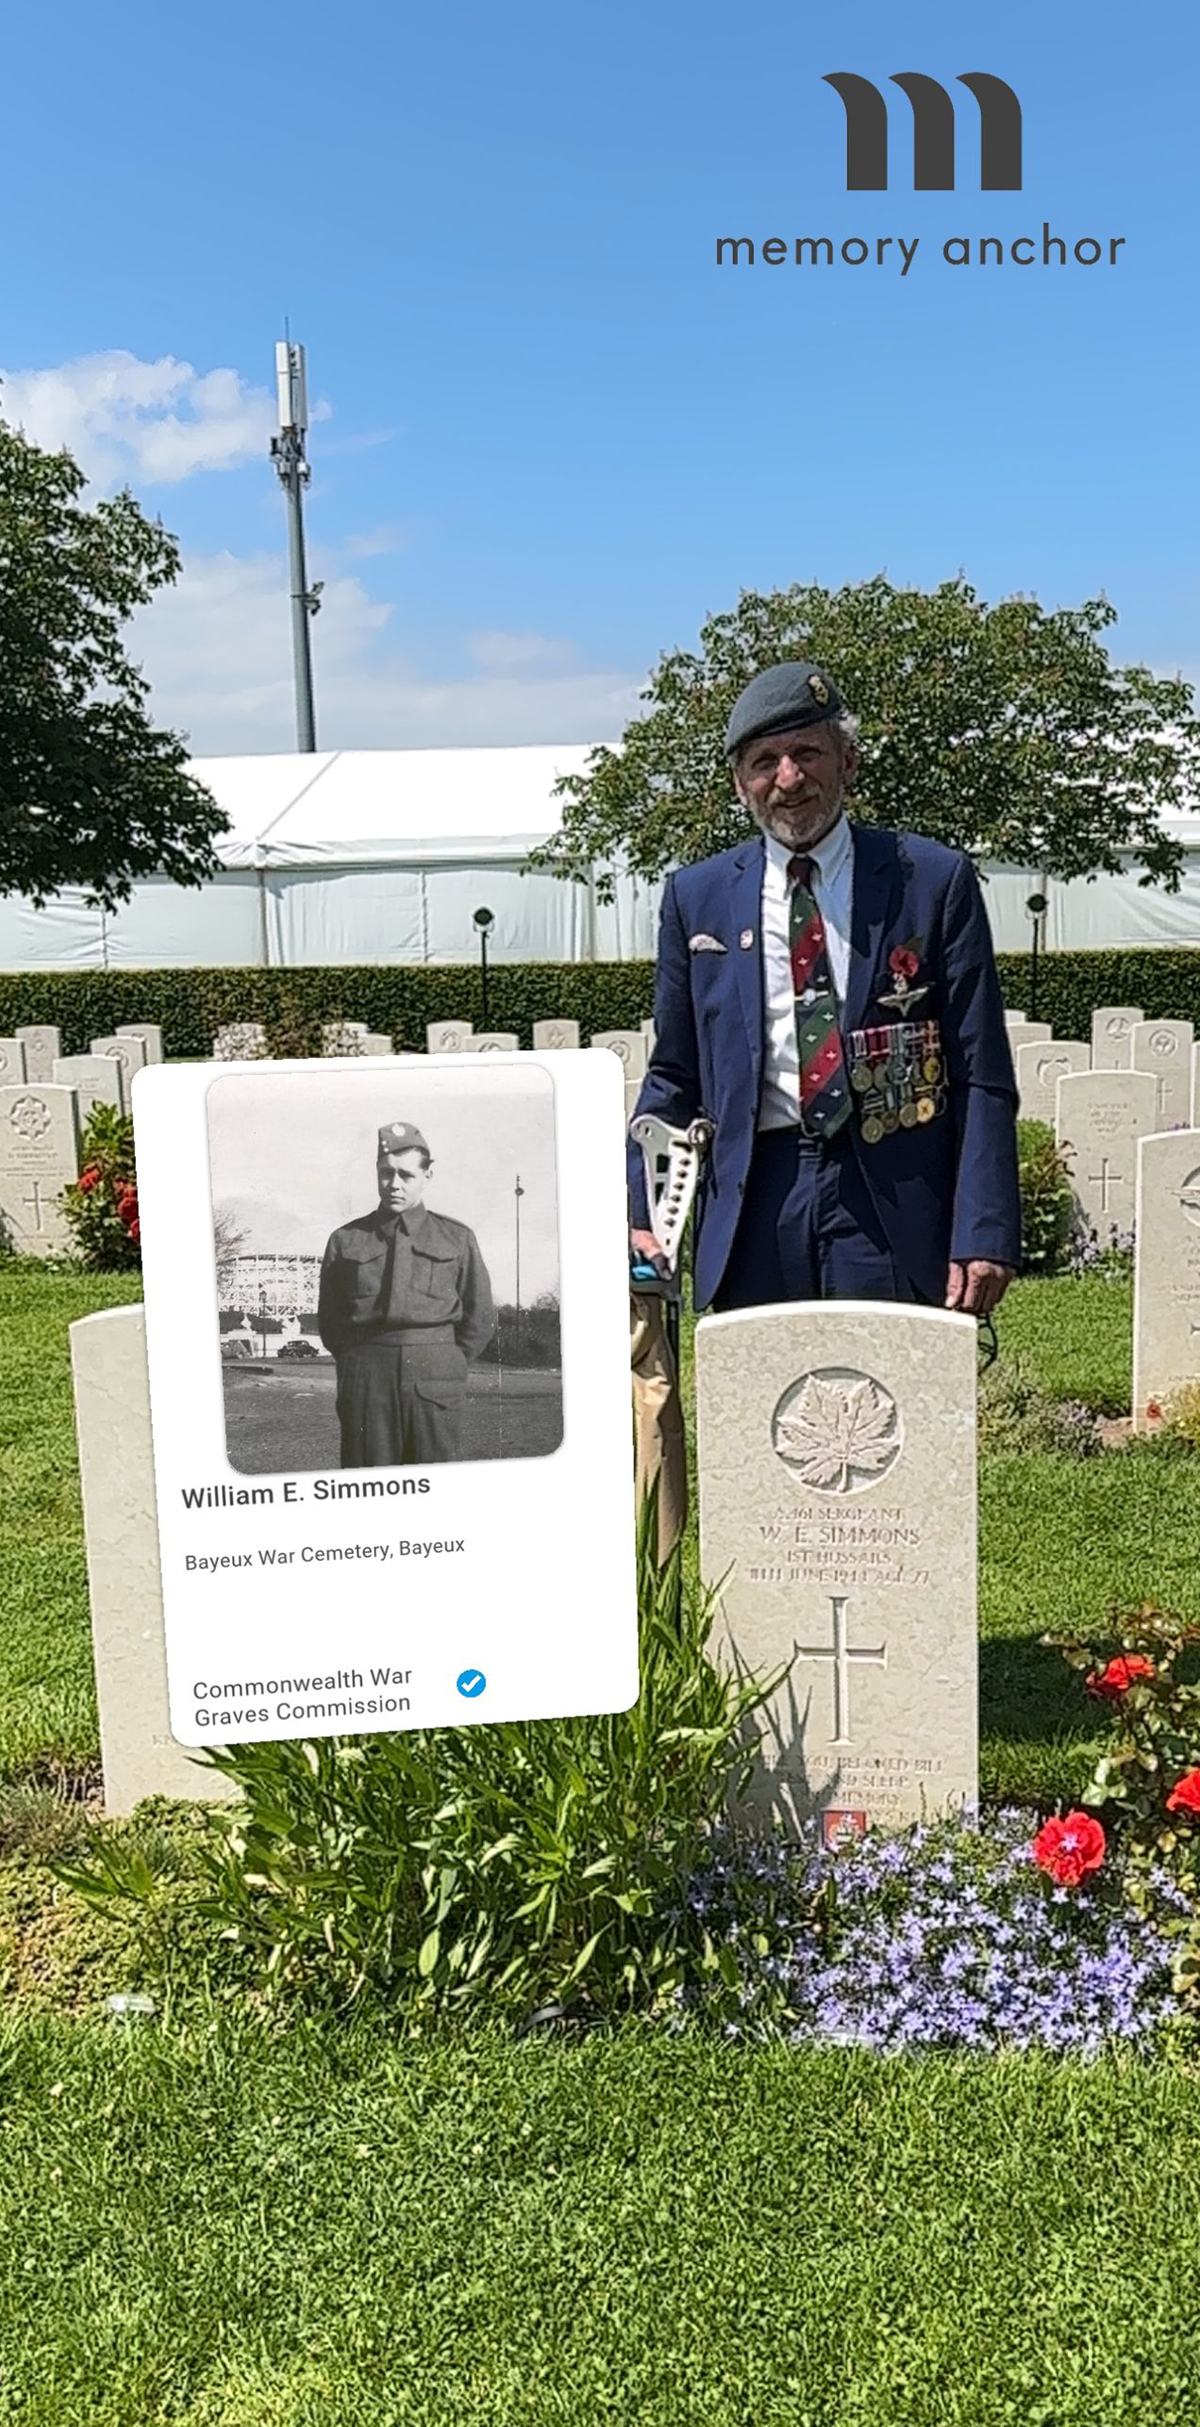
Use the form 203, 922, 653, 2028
1166, 1769, 1200, 1817
128, 1218, 141, 1245
1146, 1400, 1163, 1422
77, 1166, 102, 1193
1087, 1654, 1157, 1700
889, 946, 920, 982
116, 1187, 138, 1224
1032, 1810, 1106, 1888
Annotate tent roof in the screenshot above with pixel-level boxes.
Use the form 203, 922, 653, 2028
192, 744, 599, 868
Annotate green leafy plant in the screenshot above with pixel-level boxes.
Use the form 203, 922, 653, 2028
59, 1103, 139, 1270
1045, 1602, 1200, 2002
1016, 1119, 1076, 1277
60, 1488, 795, 2029
978, 1358, 1099, 1458
1157, 1383, 1200, 1448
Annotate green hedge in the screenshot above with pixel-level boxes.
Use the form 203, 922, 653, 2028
1, 946, 1199, 1058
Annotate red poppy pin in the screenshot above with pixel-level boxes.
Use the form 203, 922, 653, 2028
877, 937, 930, 1012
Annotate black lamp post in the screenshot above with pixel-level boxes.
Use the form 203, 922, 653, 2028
1026, 890, 1049, 1023
473, 906, 495, 1029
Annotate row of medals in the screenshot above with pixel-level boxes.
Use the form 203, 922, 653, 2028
849, 1023, 947, 1144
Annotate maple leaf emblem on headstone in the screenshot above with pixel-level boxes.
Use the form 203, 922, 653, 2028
772, 1371, 901, 1494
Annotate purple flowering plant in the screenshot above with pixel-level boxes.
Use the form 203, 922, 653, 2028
1067, 1221, 1135, 1280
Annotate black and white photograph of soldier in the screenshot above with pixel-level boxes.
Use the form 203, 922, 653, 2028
206, 1064, 563, 1475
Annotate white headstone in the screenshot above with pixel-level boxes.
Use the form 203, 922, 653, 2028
69, 1305, 229, 1815
426, 1021, 473, 1054
696, 1302, 978, 1838
321, 1021, 368, 1056
1133, 1131, 1200, 1430
1055, 1069, 1159, 1239
1091, 1006, 1144, 1071
1003, 1021, 1053, 1053
641, 1017, 656, 1051
1131, 1020, 1195, 1128
0, 1037, 27, 1086
116, 1023, 165, 1064
213, 1023, 269, 1061
1014, 1039, 1090, 1128
361, 1033, 396, 1056
54, 1054, 125, 1119
532, 1020, 581, 1050
465, 1033, 519, 1053
590, 1031, 650, 1080
15, 1025, 61, 1082
0, 1084, 82, 1256
92, 1035, 148, 1091
1003, 1010, 1028, 1025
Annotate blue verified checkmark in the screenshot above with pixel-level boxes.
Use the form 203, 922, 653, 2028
456, 1669, 487, 1698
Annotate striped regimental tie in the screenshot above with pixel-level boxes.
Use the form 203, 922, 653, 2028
787, 853, 852, 1139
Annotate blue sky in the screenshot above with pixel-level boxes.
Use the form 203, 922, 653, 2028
3, 0, 1196, 756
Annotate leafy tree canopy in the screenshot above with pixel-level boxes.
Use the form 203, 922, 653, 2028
529, 577, 1198, 900
0, 409, 227, 908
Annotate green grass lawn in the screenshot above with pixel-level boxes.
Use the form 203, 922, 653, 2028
2, 1259, 1199, 2427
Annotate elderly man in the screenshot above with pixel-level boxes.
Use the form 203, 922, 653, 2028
318, 1120, 495, 1466
627, 661, 1021, 1315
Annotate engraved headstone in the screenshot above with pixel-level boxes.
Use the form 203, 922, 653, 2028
54, 1054, 125, 1119
0, 1038, 27, 1086
532, 1019, 581, 1050
15, 1025, 61, 1082
213, 1023, 269, 1061
425, 1021, 473, 1054
116, 1023, 165, 1064
1002, 1021, 1052, 1053
0, 1084, 82, 1256
1131, 1020, 1195, 1128
1055, 1069, 1159, 1239
92, 1035, 148, 1093
696, 1303, 978, 1838
464, 1033, 519, 1053
1091, 1006, 1144, 1071
1133, 1130, 1200, 1430
1014, 1039, 1089, 1128
70, 1305, 229, 1815
590, 1030, 650, 1081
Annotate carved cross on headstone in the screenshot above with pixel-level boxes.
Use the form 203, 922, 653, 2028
1156, 1076, 1171, 1117
1088, 1158, 1123, 1212
794, 1593, 887, 1748
23, 1180, 47, 1231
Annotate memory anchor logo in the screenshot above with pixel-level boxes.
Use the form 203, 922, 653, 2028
714, 69, 1126, 277
824, 71, 1022, 193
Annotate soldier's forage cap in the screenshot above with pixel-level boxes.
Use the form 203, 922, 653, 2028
724, 662, 844, 761
377, 1121, 429, 1158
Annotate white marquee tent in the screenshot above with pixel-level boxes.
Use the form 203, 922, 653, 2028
3, 743, 1200, 970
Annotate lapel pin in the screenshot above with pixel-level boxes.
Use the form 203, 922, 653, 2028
740, 928, 754, 949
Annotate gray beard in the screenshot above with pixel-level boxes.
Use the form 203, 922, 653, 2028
753, 784, 846, 851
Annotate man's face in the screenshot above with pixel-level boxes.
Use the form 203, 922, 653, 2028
377, 1150, 429, 1214
734, 720, 856, 852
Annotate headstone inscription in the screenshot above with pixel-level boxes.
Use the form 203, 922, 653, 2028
15, 1026, 61, 1082
116, 1023, 165, 1064
1014, 1040, 1089, 1128
425, 1021, 473, 1054
532, 1020, 581, 1050
1090, 1006, 1144, 1072
695, 1302, 978, 1838
1130, 1020, 1195, 1128
69, 1305, 229, 1814
1055, 1069, 1159, 1239
1133, 1130, 1200, 1430
0, 1038, 27, 1086
0, 1085, 82, 1256
54, 1055, 124, 1120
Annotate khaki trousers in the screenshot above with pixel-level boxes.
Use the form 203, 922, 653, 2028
629, 1294, 688, 1561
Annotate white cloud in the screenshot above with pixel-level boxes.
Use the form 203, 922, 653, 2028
130, 546, 642, 754
0, 349, 332, 487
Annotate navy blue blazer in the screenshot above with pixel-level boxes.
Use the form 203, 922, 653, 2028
627, 823, 1022, 1310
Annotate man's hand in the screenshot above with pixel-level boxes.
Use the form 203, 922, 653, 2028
945, 1259, 1015, 1318
630, 1226, 670, 1280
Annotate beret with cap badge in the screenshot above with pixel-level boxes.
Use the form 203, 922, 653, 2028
724, 661, 843, 761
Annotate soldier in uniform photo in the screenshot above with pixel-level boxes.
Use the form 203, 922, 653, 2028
318, 1121, 496, 1466
627, 660, 1021, 1317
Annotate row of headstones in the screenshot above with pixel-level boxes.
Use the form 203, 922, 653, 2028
0, 1025, 170, 1257
1007, 1005, 1199, 1133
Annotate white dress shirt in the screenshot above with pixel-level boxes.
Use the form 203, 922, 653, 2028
758, 814, 855, 1131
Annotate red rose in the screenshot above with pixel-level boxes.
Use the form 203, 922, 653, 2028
1166, 1769, 1200, 1817
128, 1218, 141, 1245
1087, 1654, 1157, 1700
116, 1187, 138, 1223
78, 1166, 102, 1193
1032, 1810, 1106, 1888
889, 946, 920, 982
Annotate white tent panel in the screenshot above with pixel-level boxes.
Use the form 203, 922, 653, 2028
103, 872, 265, 967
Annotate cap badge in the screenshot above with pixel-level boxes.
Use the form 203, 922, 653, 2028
809, 674, 829, 705
740, 927, 755, 949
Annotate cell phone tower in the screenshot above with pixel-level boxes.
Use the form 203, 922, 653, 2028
270, 337, 322, 752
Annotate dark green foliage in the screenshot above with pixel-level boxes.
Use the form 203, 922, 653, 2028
1017, 1118, 1076, 1276
59, 1105, 140, 1271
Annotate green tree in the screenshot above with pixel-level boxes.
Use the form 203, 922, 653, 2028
0, 409, 227, 906
529, 577, 1199, 900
